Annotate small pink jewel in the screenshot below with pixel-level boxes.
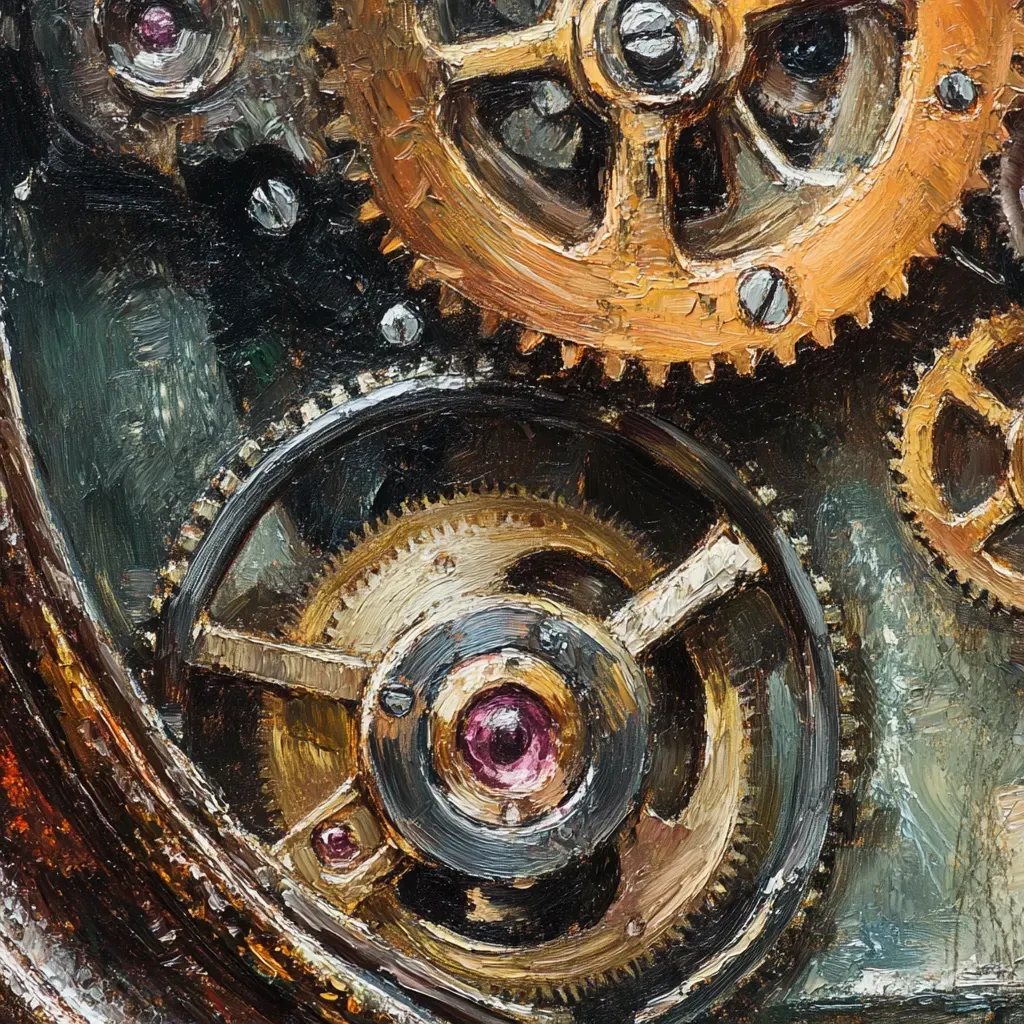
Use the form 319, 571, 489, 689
136, 5, 179, 51
459, 685, 558, 793
312, 823, 360, 871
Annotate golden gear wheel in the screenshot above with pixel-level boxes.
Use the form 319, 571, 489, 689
157, 377, 855, 1014
319, 0, 1023, 382
260, 488, 757, 1001
262, 487, 661, 830
895, 307, 1024, 610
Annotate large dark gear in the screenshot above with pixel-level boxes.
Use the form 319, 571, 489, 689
149, 371, 844, 1018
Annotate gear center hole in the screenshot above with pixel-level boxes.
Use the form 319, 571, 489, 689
458, 683, 558, 788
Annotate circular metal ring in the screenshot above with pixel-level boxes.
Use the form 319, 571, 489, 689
430, 648, 587, 826
362, 598, 650, 879
155, 375, 839, 1021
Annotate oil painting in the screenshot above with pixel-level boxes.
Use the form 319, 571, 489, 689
2, 0, 1024, 1020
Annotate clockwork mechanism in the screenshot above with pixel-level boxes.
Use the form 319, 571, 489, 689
155, 374, 843, 1018
896, 308, 1024, 610
319, 0, 1023, 379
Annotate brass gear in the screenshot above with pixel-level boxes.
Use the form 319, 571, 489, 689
895, 307, 1024, 610
319, 0, 1023, 382
262, 488, 661, 832
157, 376, 849, 1017
261, 488, 754, 1001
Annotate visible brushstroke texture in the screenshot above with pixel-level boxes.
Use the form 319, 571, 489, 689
9, 263, 240, 640
5, 0, 1024, 1017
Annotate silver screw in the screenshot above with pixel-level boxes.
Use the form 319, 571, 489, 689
380, 302, 423, 346
737, 267, 793, 329
619, 0, 684, 80
936, 71, 978, 112
380, 683, 415, 718
247, 178, 300, 234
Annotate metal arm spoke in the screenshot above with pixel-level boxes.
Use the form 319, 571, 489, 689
191, 622, 372, 702
607, 521, 764, 656
433, 21, 572, 85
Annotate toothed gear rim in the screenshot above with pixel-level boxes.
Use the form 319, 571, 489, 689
321, 0, 1023, 376
896, 306, 1024, 610
262, 488, 738, 996
159, 374, 840, 1019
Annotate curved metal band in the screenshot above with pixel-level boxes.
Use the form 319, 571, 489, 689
162, 374, 839, 1022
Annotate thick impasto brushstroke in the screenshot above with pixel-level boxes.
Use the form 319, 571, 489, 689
5, 0, 1024, 1019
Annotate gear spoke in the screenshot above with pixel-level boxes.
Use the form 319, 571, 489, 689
601, 107, 679, 266
434, 21, 573, 86
957, 484, 1019, 552
897, 311, 1024, 609
728, 97, 844, 191
272, 782, 403, 911
191, 622, 372, 702
606, 521, 764, 656
944, 368, 1017, 435
679, 102, 843, 256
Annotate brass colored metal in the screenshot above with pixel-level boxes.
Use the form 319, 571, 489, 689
267, 490, 657, 833
322, 0, 1023, 376
262, 490, 751, 998
194, 621, 371, 700
897, 308, 1024, 609
292, 490, 657, 653
364, 625, 746, 999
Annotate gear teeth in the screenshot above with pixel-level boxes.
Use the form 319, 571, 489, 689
964, 167, 991, 193
774, 336, 798, 365
603, 352, 627, 381
438, 285, 466, 316
688, 359, 714, 384
561, 341, 583, 370
518, 328, 546, 353
914, 235, 940, 261
945, 205, 967, 232
643, 360, 671, 386
724, 348, 759, 376
313, 23, 340, 47
479, 310, 502, 337
851, 300, 873, 329
379, 229, 405, 256
882, 272, 909, 302
809, 320, 836, 347
408, 258, 432, 290
357, 198, 385, 223
982, 107, 1013, 156
324, 113, 356, 144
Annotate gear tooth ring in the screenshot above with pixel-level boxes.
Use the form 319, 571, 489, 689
158, 375, 842, 1017
323, 0, 1020, 373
